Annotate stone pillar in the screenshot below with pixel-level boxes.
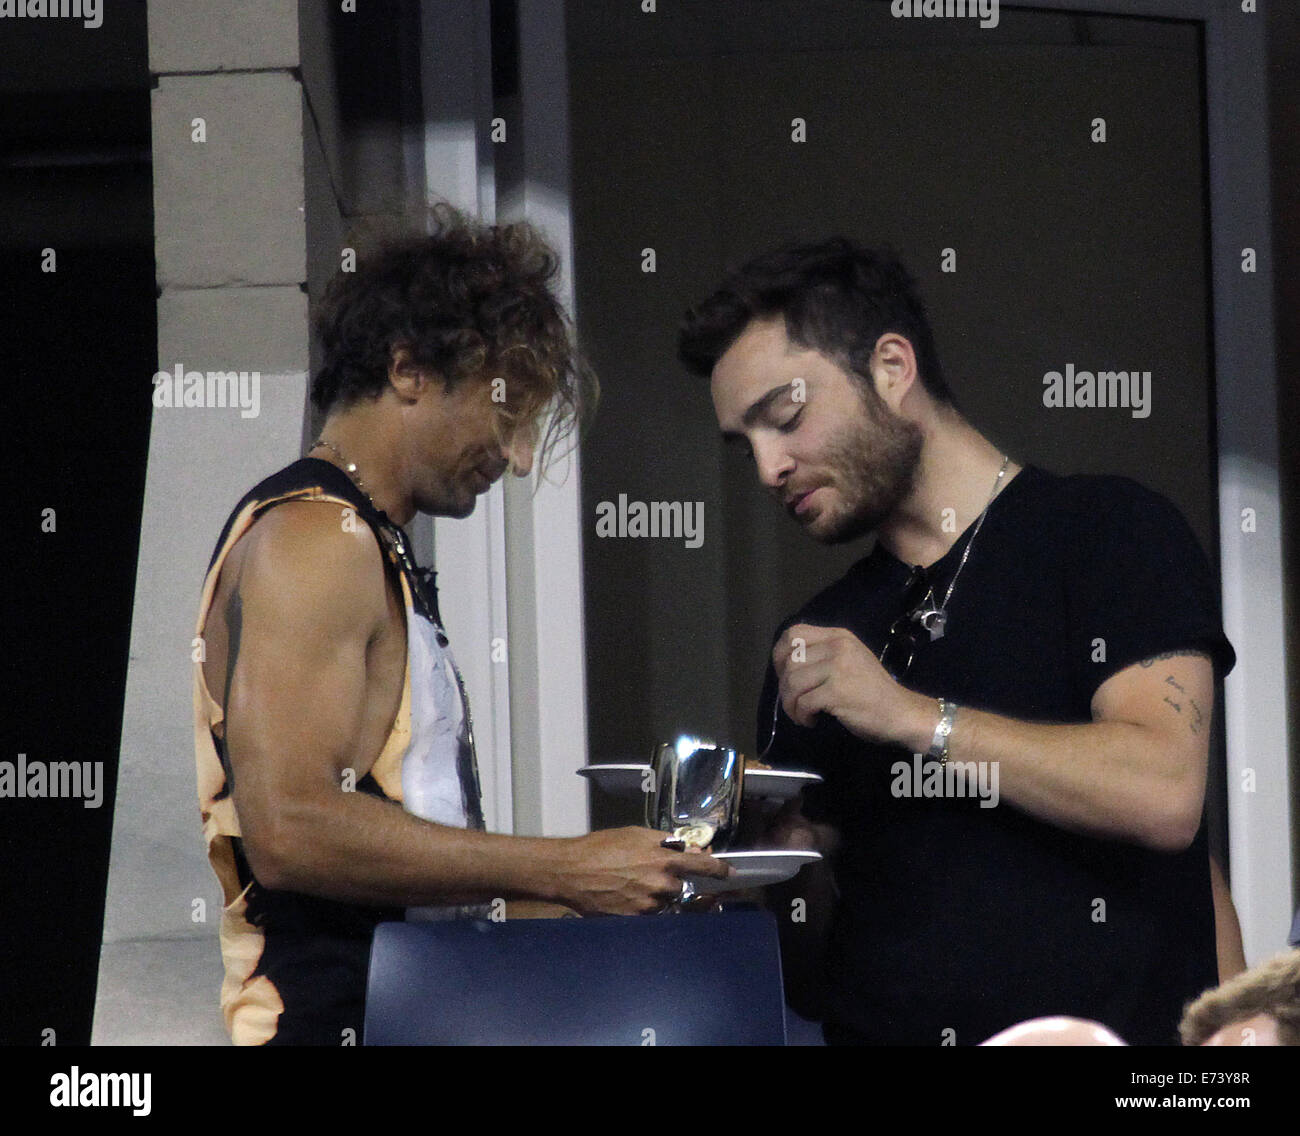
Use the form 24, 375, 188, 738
94, 0, 316, 1045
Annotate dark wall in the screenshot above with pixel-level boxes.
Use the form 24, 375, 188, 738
1, 0, 154, 1045
567, 1, 1232, 834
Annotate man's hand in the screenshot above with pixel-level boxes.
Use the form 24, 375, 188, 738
773, 623, 920, 746
774, 621, 1217, 852
548, 827, 732, 916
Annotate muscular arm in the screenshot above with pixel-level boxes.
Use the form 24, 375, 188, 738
777, 625, 1216, 853
889, 650, 1214, 852
222, 503, 725, 914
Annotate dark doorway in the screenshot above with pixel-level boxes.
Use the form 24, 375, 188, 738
1, 1, 155, 1045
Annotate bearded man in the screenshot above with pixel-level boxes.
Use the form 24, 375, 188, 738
678, 238, 1236, 1046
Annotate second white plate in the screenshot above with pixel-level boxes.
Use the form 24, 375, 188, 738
685, 849, 823, 893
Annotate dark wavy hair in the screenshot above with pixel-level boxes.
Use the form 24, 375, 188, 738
312, 203, 596, 472
677, 237, 953, 406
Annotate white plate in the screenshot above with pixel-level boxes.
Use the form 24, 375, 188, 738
685, 850, 823, 893
576, 764, 652, 794
743, 768, 823, 800
577, 764, 822, 800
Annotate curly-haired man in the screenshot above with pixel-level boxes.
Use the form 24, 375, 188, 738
195, 208, 727, 1044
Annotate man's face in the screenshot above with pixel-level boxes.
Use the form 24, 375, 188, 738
711, 316, 923, 544
406, 373, 536, 519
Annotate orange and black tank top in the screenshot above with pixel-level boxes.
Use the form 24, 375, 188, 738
193, 458, 484, 1045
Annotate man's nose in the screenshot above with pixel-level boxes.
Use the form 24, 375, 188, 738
506, 430, 535, 477
752, 435, 793, 491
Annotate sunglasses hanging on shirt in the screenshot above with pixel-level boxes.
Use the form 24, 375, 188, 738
879, 456, 1008, 678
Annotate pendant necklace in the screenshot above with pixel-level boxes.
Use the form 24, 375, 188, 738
913, 455, 1009, 642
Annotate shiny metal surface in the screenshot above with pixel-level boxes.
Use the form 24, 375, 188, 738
645, 737, 746, 910
645, 737, 745, 850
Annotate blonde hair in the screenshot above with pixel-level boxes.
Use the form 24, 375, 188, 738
1179, 949, 1300, 1045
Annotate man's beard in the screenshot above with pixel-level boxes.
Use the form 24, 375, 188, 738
804, 388, 923, 545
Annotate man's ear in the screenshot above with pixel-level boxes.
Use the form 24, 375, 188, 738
388, 345, 435, 401
872, 333, 919, 410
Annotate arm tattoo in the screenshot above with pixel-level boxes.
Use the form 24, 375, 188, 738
1161, 675, 1205, 735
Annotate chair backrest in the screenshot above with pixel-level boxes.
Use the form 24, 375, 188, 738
364, 909, 787, 1045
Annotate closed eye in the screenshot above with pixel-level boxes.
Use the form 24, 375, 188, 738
777, 407, 804, 433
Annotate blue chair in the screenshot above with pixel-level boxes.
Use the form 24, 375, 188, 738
363, 909, 787, 1045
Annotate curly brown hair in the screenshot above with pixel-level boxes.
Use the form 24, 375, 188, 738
312, 203, 596, 473
1179, 949, 1300, 1045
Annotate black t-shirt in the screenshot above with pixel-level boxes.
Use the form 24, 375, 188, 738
758, 464, 1236, 1046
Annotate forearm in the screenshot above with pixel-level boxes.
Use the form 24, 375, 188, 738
249, 789, 573, 908
1210, 855, 1247, 981
894, 692, 1204, 851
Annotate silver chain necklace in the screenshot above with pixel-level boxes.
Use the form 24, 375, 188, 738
308, 436, 485, 828
308, 437, 423, 584
758, 455, 1011, 759
913, 454, 1009, 642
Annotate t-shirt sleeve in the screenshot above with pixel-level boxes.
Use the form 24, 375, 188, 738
1065, 476, 1236, 701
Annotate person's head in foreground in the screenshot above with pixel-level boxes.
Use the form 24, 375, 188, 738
311, 203, 595, 522
980, 1017, 1128, 1046
1179, 949, 1300, 1046
678, 236, 953, 545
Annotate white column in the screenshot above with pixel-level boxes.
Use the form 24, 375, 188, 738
496, 0, 591, 836
96, 0, 313, 1044
421, 0, 516, 834
1203, 5, 1293, 962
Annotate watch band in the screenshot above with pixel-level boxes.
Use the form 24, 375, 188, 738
928, 698, 956, 764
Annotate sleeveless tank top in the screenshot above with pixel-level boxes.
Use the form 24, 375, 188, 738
193, 458, 484, 1044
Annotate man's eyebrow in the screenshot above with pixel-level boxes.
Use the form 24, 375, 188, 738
743, 382, 798, 424
720, 382, 797, 440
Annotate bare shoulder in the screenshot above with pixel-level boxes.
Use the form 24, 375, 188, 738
233, 499, 390, 639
